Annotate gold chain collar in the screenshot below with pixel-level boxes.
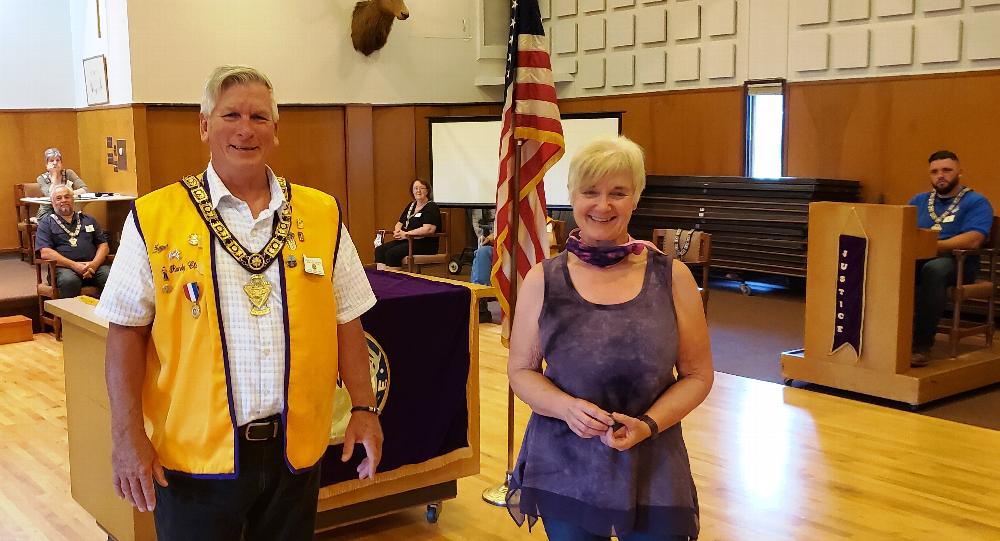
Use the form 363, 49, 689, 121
50, 212, 82, 238
180, 173, 292, 274
927, 186, 970, 224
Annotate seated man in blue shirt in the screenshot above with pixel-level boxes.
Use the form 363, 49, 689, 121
908, 150, 995, 366
34, 184, 111, 298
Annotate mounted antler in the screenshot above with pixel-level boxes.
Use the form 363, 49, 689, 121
351, 0, 410, 56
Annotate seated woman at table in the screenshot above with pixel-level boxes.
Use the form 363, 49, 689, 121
36, 147, 88, 220
375, 178, 442, 270
506, 136, 713, 540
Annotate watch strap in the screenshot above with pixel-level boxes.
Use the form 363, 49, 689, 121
350, 405, 380, 416
638, 414, 659, 440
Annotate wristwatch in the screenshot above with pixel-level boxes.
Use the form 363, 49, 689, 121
638, 414, 659, 440
350, 405, 380, 416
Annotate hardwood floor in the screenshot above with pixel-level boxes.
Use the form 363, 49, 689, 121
2, 328, 999, 540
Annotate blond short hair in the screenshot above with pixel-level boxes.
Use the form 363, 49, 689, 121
200, 65, 279, 121
567, 136, 646, 205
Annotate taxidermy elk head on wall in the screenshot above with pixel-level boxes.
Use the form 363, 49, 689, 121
351, 0, 410, 56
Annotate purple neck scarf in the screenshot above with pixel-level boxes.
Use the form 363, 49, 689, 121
565, 228, 661, 268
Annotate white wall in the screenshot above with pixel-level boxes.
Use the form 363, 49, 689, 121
0, 0, 76, 108
786, 0, 1000, 82
475, 0, 1000, 99
523, 0, 751, 98
126, 0, 502, 105
69, 0, 133, 107
5, 0, 1000, 110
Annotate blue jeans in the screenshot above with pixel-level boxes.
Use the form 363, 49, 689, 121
913, 256, 978, 351
470, 245, 493, 285
54, 264, 110, 298
542, 517, 690, 541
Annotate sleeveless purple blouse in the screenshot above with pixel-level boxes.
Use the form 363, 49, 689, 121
507, 251, 699, 538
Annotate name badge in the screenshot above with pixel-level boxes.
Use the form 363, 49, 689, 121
303, 256, 325, 276
414, 212, 422, 217
85, 224, 95, 232
943, 215, 956, 223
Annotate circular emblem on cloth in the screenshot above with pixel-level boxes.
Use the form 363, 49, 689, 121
366, 332, 391, 412
335, 333, 390, 412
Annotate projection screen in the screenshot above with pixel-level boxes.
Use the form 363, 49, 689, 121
430, 115, 621, 207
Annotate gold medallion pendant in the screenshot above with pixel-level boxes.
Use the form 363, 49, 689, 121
69, 237, 78, 247
243, 273, 272, 316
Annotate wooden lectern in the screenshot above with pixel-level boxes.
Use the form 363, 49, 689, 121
781, 202, 1000, 406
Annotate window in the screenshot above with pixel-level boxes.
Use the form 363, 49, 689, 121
745, 80, 786, 179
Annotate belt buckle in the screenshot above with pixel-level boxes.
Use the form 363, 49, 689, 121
244, 419, 277, 441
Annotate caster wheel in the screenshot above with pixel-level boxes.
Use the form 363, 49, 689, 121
448, 261, 460, 275
738, 283, 752, 296
426, 502, 441, 523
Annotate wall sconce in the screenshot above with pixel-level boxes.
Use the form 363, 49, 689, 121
106, 136, 127, 172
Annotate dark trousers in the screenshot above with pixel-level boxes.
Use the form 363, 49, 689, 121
374, 239, 437, 267
913, 256, 979, 351
152, 420, 321, 541
542, 517, 690, 541
54, 264, 110, 298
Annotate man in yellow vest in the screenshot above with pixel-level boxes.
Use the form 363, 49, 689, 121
96, 65, 383, 540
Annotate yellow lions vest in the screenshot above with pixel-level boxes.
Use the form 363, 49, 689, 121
133, 177, 341, 476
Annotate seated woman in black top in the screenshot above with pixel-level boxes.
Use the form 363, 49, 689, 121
375, 179, 442, 270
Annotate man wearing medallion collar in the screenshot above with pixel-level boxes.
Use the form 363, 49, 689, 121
96, 66, 382, 541
908, 150, 994, 366
34, 184, 111, 298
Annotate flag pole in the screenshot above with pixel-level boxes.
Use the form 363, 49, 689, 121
482, 138, 523, 507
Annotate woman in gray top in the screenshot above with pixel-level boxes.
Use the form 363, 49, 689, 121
36, 147, 88, 219
506, 136, 713, 540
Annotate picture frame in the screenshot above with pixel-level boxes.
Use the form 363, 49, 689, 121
83, 54, 109, 106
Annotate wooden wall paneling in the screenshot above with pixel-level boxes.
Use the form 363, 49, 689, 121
75, 106, 141, 233
786, 80, 891, 202
371, 106, 416, 260
0, 110, 79, 251
561, 88, 744, 177
785, 71, 1000, 208
346, 106, 377, 264
131, 105, 152, 197
269, 107, 348, 202
143, 106, 206, 192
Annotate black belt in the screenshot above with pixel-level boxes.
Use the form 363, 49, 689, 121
239, 415, 281, 442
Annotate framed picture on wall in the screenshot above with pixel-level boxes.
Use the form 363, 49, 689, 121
83, 54, 109, 106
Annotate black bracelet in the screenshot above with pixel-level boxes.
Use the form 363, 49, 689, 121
638, 414, 659, 440
350, 405, 380, 416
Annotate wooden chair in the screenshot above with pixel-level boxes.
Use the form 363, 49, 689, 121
548, 219, 566, 257
36, 255, 114, 340
936, 216, 999, 357
381, 209, 450, 274
652, 228, 712, 312
14, 183, 43, 263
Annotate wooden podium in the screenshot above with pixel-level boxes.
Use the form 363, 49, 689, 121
781, 202, 1000, 406
47, 274, 493, 540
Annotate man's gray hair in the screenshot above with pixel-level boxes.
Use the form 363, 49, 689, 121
50, 183, 74, 200
43, 147, 62, 162
200, 65, 279, 121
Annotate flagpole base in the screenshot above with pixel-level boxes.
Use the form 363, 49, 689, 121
481, 472, 512, 507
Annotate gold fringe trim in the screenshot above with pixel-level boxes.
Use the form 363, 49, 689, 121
318, 446, 473, 499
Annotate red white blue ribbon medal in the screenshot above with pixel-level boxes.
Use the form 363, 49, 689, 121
183, 282, 202, 318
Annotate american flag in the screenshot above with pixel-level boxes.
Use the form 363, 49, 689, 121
491, 0, 565, 344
